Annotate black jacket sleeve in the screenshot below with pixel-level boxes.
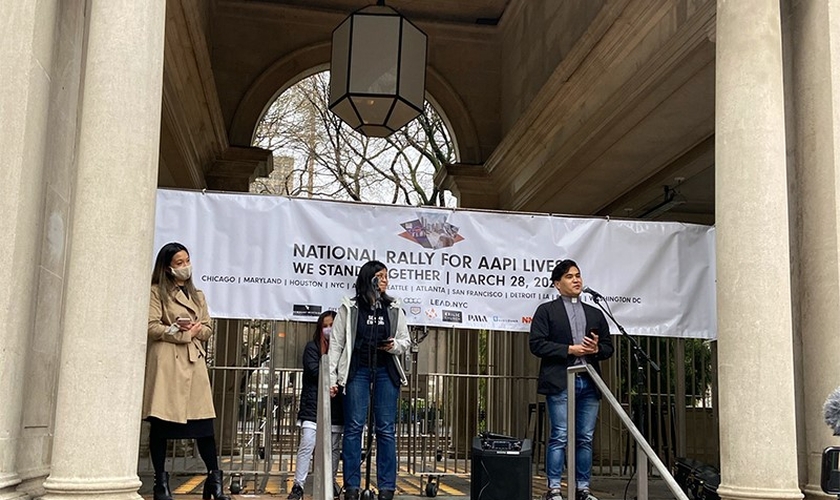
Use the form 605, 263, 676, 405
529, 302, 569, 360
302, 341, 321, 379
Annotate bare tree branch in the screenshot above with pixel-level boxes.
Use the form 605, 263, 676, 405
250, 71, 455, 207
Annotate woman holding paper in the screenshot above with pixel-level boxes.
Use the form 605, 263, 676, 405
328, 261, 411, 500
142, 242, 229, 500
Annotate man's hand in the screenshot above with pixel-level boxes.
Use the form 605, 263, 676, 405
582, 333, 600, 354
330, 386, 339, 397
569, 334, 599, 357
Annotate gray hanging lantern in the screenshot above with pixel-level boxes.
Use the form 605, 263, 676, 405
329, 2, 428, 138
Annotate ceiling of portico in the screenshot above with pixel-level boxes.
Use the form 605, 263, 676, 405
224, 0, 512, 25
176, 0, 717, 224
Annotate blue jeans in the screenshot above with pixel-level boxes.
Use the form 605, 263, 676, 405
342, 366, 399, 491
546, 374, 600, 490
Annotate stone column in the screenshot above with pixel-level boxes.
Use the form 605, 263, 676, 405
40, 1, 166, 500
0, 2, 55, 499
715, 1, 802, 500
788, 1, 840, 497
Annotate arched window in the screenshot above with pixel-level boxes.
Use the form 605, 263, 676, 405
251, 71, 456, 207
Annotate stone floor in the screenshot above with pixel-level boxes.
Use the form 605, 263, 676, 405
139, 472, 681, 500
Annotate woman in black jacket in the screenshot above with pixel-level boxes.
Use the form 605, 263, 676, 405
288, 311, 344, 500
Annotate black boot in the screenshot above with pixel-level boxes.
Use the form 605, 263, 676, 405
153, 472, 173, 500
377, 489, 395, 500
287, 483, 304, 500
344, 488, 360, 500
203, 470, 231, 500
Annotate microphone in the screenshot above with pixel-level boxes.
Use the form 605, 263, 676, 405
371, 276, 382, 307
582, 286, 605, 299
824, 386, 840, 435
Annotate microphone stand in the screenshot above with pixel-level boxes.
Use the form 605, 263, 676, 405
588, 293, 659, 475
361, 288, 382, 500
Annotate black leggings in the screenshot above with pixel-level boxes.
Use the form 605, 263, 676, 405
149, 433, 219, 474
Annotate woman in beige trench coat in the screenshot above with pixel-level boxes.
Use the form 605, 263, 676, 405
143, 242, 230, 500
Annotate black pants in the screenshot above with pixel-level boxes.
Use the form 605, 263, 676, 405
149, 431, 219, 474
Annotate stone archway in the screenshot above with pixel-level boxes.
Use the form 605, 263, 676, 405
228, 42, 482, 164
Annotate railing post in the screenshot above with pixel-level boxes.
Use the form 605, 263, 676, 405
313, 356, 334, 500
637, 443, 648, 500
567, 367, 578, 500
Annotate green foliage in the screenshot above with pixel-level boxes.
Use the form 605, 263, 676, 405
682, 338, 713, 404
616, 336, 713, 406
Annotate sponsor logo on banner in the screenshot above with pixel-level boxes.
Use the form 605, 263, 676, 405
521, 316, 533, 324
410, 306, 422, 315
425, 308, 438, 319
468, 314, 488, 323
398, 211, 465, 250
430, 298, 468, 308
492, 315, 520, 325
293, 304, 323, 317
442, 310, 463, 323
402, 297, 422, 304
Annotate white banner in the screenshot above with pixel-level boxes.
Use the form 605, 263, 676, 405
154, 189, 717, 338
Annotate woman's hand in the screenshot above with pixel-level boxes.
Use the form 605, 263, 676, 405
378, 338, 394, 351
330, 386, 339, 398
188, 322, 203, 338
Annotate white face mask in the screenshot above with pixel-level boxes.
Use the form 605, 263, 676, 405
170, 265, 192, 281
322, 326, 333, 340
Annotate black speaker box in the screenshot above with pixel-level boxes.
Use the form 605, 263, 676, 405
470, 436, 532, 500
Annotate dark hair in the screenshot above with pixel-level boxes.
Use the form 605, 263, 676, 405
550, 259, 580, 282
312, 310, 337, 344
152, 242, 198, 303
354, 260, 393, 310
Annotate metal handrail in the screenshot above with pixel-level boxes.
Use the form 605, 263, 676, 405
567, 365, 688, 500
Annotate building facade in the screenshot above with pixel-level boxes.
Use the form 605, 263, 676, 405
0, 1, 835, 500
